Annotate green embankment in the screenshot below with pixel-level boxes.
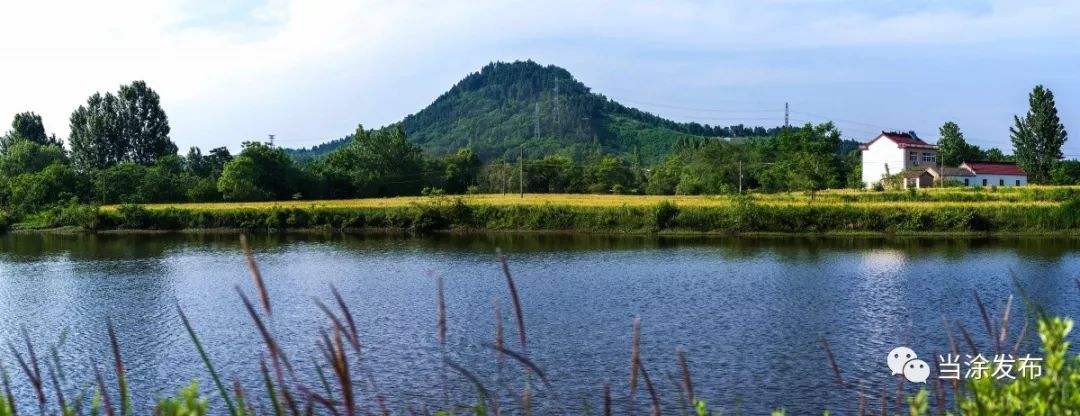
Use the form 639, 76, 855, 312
20, 194, 1080, 235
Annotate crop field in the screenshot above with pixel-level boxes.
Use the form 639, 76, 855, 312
100, 186, 1080, 212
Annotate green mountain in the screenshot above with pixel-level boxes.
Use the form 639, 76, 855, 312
287, 60, 782, 163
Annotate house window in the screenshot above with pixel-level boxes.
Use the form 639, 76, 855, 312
922, 152, 936, 163
964, 178, 970, 186
909, 151, 917, 163
1016, 179, 1021, 186
999, 179, 1004, 186
982, 179, 988, 186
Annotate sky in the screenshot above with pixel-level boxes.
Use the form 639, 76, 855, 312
1, 0, 1079, 157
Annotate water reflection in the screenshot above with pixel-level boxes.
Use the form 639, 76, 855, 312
0, 232, 1077, 414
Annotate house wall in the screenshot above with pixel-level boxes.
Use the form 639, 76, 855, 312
971, 174, 1027, 187
903, 148, 937, 170
861, 139, 904, 188
944, 174, 1027, 187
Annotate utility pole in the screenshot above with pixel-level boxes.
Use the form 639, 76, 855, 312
268, 134, 275, 147
553, 78, 559, 129
738, 160, 743, 194
519, 144, 524, 198
784, 102, 789, 128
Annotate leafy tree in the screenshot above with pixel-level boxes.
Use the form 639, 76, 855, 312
1011, 85, 1068, 183
441, 148, 482, 194
94, 162, 148, 203
1049, 160, 1080, 185
321, 124, 427, 197
69, 81, 177, 171
217, 142, 301, 201
842, 149, 863, 189
758, 123, 841, 195
478, 160, 515, 193
6, 164, 84, 214
525, 155, 582, 193
140, 155, 188, 202
69, 92, 126, 171
0, 141, 66, 178
186, 146, 232, 177
585, 155, 634, 194
984, 148, 1011, 162
218, 156, 268, 201
936, 122, 983, 166
119, 81, 176, 164
1, 112, 61, 152
645, 155, 684, 195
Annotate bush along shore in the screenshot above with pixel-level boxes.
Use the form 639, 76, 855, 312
10, 196, 1080, 235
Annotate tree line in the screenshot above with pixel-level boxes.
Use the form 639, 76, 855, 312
0, 81, 1076, 218
933, 84, 1073, 184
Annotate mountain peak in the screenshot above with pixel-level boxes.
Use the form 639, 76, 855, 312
288, 60, 781, 162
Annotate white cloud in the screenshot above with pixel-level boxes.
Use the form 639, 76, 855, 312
1, 0, 1078, 151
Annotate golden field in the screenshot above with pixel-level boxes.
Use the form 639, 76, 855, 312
99, 187, 1080, 212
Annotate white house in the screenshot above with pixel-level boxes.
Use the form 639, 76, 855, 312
860, 131, 939, 188
860, 131, 1028, 188
943, 162, 1028, 187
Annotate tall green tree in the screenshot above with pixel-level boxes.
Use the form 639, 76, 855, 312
68, 81, 177, 171
936, 122, 983, 166
321, 124, 427, 197
984, 148, 1011, 162
758, 123, 841, 195
69, 92, 126, 171
0, 141, 66, 178
217, 142, 302, 201
119, 81, 176, 164
441, 148, 481, 193
1, 112, 61, 152
1011, 85, 1068, 183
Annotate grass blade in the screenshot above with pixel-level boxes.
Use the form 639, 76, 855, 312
822, 336, 843, 387
240, 234, 272, 316
91, 359, 114, 416
676, 347, 694, 405
106, 319, 130, 416
497, 249, 527, 355
177, 305, 239, 416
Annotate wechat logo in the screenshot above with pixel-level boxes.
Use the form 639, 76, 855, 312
888, 346, 930, 383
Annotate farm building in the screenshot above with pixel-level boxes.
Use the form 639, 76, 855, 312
859, 131, 1027, 189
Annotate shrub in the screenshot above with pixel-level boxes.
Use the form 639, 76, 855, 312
654, 201, 679, 230
44, 203, 99, 229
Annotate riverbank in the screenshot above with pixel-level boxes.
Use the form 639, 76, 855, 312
11, 192, 1080, 235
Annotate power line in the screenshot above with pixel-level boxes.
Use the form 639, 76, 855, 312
611, 97, 779, 114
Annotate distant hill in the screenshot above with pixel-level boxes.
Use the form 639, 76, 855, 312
286, 60, 783, 163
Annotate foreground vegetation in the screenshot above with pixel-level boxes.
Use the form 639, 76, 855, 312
0, 241, 1077, 415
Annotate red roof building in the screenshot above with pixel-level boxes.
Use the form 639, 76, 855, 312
858, 132, 938, 150
960, 161, 1027, 176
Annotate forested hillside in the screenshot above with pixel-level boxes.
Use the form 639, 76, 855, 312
287, 61, 783, 163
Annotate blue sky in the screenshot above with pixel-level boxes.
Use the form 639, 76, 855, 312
1, 0, 1078, 157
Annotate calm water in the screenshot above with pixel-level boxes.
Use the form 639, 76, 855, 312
0, 232, 1078, 414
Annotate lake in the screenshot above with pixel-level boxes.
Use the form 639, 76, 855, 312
0, 232, 1078, 414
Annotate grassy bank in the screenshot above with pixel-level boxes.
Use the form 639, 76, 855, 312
10, 190, 1078, 235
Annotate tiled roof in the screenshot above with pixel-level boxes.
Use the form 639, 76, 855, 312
937, 167, 975, 177
902, 169, 933, 178
862, 131, 938, 150
961, 161, 1027, 176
